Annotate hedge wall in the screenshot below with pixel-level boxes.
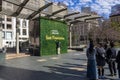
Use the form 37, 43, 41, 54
40, 18, 68, 56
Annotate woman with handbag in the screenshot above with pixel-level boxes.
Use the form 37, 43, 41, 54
96, 43, 106, 79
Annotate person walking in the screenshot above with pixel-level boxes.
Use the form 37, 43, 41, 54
106, 42, 117, 76
86, 40, 98, 80
96, 43, 106, 79
116, 50, 120, 78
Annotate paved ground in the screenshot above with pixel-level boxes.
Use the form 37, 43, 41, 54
0, 50, 119, 80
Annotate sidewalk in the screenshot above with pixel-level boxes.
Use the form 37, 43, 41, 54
0, 51, 119, 80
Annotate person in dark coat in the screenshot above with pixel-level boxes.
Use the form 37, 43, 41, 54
116, 50, 120, 78
96, 43, 106, 79
106, 42, 117, 76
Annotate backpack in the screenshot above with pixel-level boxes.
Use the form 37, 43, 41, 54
96, 49, 105, 60
111, 48, 116, 59
107, 48, 116, 59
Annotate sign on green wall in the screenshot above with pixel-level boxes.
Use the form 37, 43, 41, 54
40, 18, 68, 56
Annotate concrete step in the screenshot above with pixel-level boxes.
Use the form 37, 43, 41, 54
6, 53, 30, 60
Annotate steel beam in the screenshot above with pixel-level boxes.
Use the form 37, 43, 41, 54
27, 2, 53, 19
74, 15, 91, 20
85, 16, 102, 21
64, 12, 80, 18
46, 8, 67, 17
69, 20, 82, 24
11, 0, 29, 17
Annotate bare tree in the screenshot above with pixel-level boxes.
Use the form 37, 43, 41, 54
88, 19, 120, 43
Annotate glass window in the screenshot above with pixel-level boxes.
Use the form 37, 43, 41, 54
6, 32, 12, 40
43, 1, 49, 12
2, 31, 5, 39
23, 20, 26, 27
22, 38, 27, 40
2, 24, 4, 29
16, 20, 20, 26
22, 29, 27, 35
7, 24, 12, 29
0, 22, 4, 28
7, 17, 12, 22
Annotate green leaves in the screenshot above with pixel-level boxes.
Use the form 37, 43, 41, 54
40, 18, 68, 56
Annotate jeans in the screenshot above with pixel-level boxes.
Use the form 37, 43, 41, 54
118, 69, 120, 78
108, 60, 116, 75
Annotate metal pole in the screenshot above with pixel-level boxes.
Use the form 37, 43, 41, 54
16, 18, 19, 54
69, 24, 72, 48
0, 14, 3, 49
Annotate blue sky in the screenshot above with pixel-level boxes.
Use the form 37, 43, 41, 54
51, 0, 120, 18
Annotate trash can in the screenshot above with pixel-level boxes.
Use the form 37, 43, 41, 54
0, 48, 6, 63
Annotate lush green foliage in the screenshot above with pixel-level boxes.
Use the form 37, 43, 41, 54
40, 18, 68, 56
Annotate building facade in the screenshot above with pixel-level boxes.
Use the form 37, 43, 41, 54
1, 0, 68, 49
110, 4, 120, 29
70, 7, 100, 47
111, 4, 120, 16
2, 15, 29, 48
71, 22, 89, 46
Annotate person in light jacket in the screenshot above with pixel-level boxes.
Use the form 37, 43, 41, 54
86, 40, 98, 80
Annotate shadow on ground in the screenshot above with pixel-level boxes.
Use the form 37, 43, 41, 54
56, 63, 87, 69
71, 58, 87, 61
0, 65, 87, 80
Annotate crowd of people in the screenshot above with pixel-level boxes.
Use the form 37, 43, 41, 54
86, 39, 120, 80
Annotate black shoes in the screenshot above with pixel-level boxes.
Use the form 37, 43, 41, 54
108, 73, 117, 76
114, 73, 117, 76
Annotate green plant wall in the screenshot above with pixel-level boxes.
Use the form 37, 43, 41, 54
40, 18, 68, 56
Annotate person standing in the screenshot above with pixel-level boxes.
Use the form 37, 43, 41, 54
116, 50, 120, 78
56, 41, 61, 55
96, 43, 106, 79
106, 42, 117, 76
86, 40, 98, 80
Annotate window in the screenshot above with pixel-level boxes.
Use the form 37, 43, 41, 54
23, 20, 26, 27
7, 24, 12, 29
2, 25, 4, 29
1, 23, 4, 29
22, 38, 27, 40
2, 31, 5, 39
7, 17, 12, 22
22, 29, 27, 35
43, 1, 49, 12
80, 35, 84, 41
16, 20, 20, 26
6, 32, 12, 40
